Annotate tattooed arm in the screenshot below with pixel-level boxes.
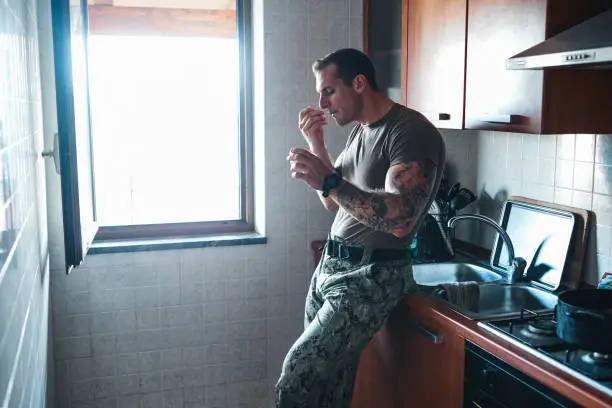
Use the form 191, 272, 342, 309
329, 160, 438, 238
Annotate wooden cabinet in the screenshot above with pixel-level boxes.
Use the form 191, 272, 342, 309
464, 0, 612, 134
351, 296, 465, 408
405, 0, 467, 129
396, 296, 465, 407
394, 0, 612, 134
351, 314, 403, 408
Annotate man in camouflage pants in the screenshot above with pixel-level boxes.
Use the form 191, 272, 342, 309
280, 49, 446, 407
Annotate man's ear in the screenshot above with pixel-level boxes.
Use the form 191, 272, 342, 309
353, 74, 367, 93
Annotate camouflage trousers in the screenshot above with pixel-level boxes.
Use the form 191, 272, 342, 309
275, 247, 415, 408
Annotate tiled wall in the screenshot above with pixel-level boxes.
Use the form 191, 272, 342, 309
442, 129, 612, 285
0, 0, 50, 406
43, 1, 363, 407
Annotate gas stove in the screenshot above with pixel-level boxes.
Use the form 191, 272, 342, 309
481, 308, 612, 392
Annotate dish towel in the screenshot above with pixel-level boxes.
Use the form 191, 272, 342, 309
434, 281, 480, 312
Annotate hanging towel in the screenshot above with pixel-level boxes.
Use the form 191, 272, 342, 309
435, 281, 480, 312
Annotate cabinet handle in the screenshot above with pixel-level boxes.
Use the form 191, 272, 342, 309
474, 114, 517, 124
423, 112, 451, 121
411, 321, 444, 345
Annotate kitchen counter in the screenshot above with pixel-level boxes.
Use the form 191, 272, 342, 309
351, 291, 612, 408
410, 293, 611, 407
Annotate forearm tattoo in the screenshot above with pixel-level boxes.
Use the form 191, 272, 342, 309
335, 160, 436, 235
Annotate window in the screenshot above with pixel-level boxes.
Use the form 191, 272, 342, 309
50, 0, 255, 272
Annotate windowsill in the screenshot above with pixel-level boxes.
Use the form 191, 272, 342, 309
88, 232, 267, 254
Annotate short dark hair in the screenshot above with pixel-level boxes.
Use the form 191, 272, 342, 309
312, 48, 379, 92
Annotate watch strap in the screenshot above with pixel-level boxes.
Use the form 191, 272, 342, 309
321, 172, 342, 197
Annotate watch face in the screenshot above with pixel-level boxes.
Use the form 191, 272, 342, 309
322, 172, 341, 197
326, 173, 341, 187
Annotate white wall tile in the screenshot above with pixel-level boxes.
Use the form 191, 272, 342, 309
557, 134, 575, 160
554, 188, 573, 206
575, 134, 596, 162
573, 161, 594, 191
555, 160, 574, 189
538, 158, 555, 186
538, 134, 557, 159
522, 134, 539, 157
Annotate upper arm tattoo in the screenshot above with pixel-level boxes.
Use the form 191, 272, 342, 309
335, 160, 437, 236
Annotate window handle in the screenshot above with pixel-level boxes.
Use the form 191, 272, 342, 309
42, 132, 61, 175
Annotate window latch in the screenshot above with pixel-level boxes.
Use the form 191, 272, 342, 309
42, 132, 61, 175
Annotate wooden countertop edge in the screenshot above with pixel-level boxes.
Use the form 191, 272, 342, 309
406, 294, 612, 408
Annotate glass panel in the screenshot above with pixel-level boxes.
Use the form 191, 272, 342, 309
51, 0, 98, 271
70, 0, 97, 248
87, 35, 241, 226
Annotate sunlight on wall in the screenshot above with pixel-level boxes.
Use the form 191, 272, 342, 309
87, 35, 241, 226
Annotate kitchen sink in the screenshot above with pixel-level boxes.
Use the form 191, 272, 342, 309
462, 284, 558, 320
413, 262, 504, 286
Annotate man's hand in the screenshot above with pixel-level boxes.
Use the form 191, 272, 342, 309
299, 106, 327, 147
287, 148, 336, 191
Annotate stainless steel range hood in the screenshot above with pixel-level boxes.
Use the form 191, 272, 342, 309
507, 9, 612, 70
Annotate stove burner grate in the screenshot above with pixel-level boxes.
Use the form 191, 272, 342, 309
526, 319, 557, 336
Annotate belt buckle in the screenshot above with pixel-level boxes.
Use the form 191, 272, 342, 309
339, 243, 351, 260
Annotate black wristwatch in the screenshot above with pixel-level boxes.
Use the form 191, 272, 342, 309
321, 172, 342, 197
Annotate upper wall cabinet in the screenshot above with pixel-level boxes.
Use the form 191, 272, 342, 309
394, 0, 612, 134
464, 0, 612, 134
405, 0, 467, 130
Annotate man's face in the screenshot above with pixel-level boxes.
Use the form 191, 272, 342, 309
315, 64, 361, 127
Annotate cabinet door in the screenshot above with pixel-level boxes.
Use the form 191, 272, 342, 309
351, 327, 399, 408
405, 0, 467, 129
464, 0, 547, 133
397, 304, 465, 407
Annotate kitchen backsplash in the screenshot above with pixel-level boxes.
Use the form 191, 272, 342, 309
441, 129, 612, 285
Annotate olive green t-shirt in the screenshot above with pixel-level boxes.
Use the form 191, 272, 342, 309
330, 103, 446, 249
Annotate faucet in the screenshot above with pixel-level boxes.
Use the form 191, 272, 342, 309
446, 214, 527, 284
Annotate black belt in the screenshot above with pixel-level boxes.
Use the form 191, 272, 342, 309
325, 239, 410, 263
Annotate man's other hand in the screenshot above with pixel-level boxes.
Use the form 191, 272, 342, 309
299, 106, 327, 147
287, 147, 335, 191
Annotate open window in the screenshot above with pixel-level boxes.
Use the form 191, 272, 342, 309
50, 0, 254, 272
51, 0, 98, 273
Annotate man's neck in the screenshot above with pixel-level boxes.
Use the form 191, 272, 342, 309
357, 93, 395, 125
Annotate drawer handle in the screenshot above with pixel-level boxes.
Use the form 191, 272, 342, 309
424, 112, 451, 121
411, 321, 444, 345
474, 114, 517, 124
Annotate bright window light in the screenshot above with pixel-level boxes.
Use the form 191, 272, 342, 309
87, 35, 241, 226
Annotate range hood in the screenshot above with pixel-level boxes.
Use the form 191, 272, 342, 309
507, 9, 612, 70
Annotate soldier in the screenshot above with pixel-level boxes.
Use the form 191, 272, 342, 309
278, 48, 446, 407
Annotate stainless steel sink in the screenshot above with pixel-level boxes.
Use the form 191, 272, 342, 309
463, 284, 558, 320
413, 262, 504, 286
